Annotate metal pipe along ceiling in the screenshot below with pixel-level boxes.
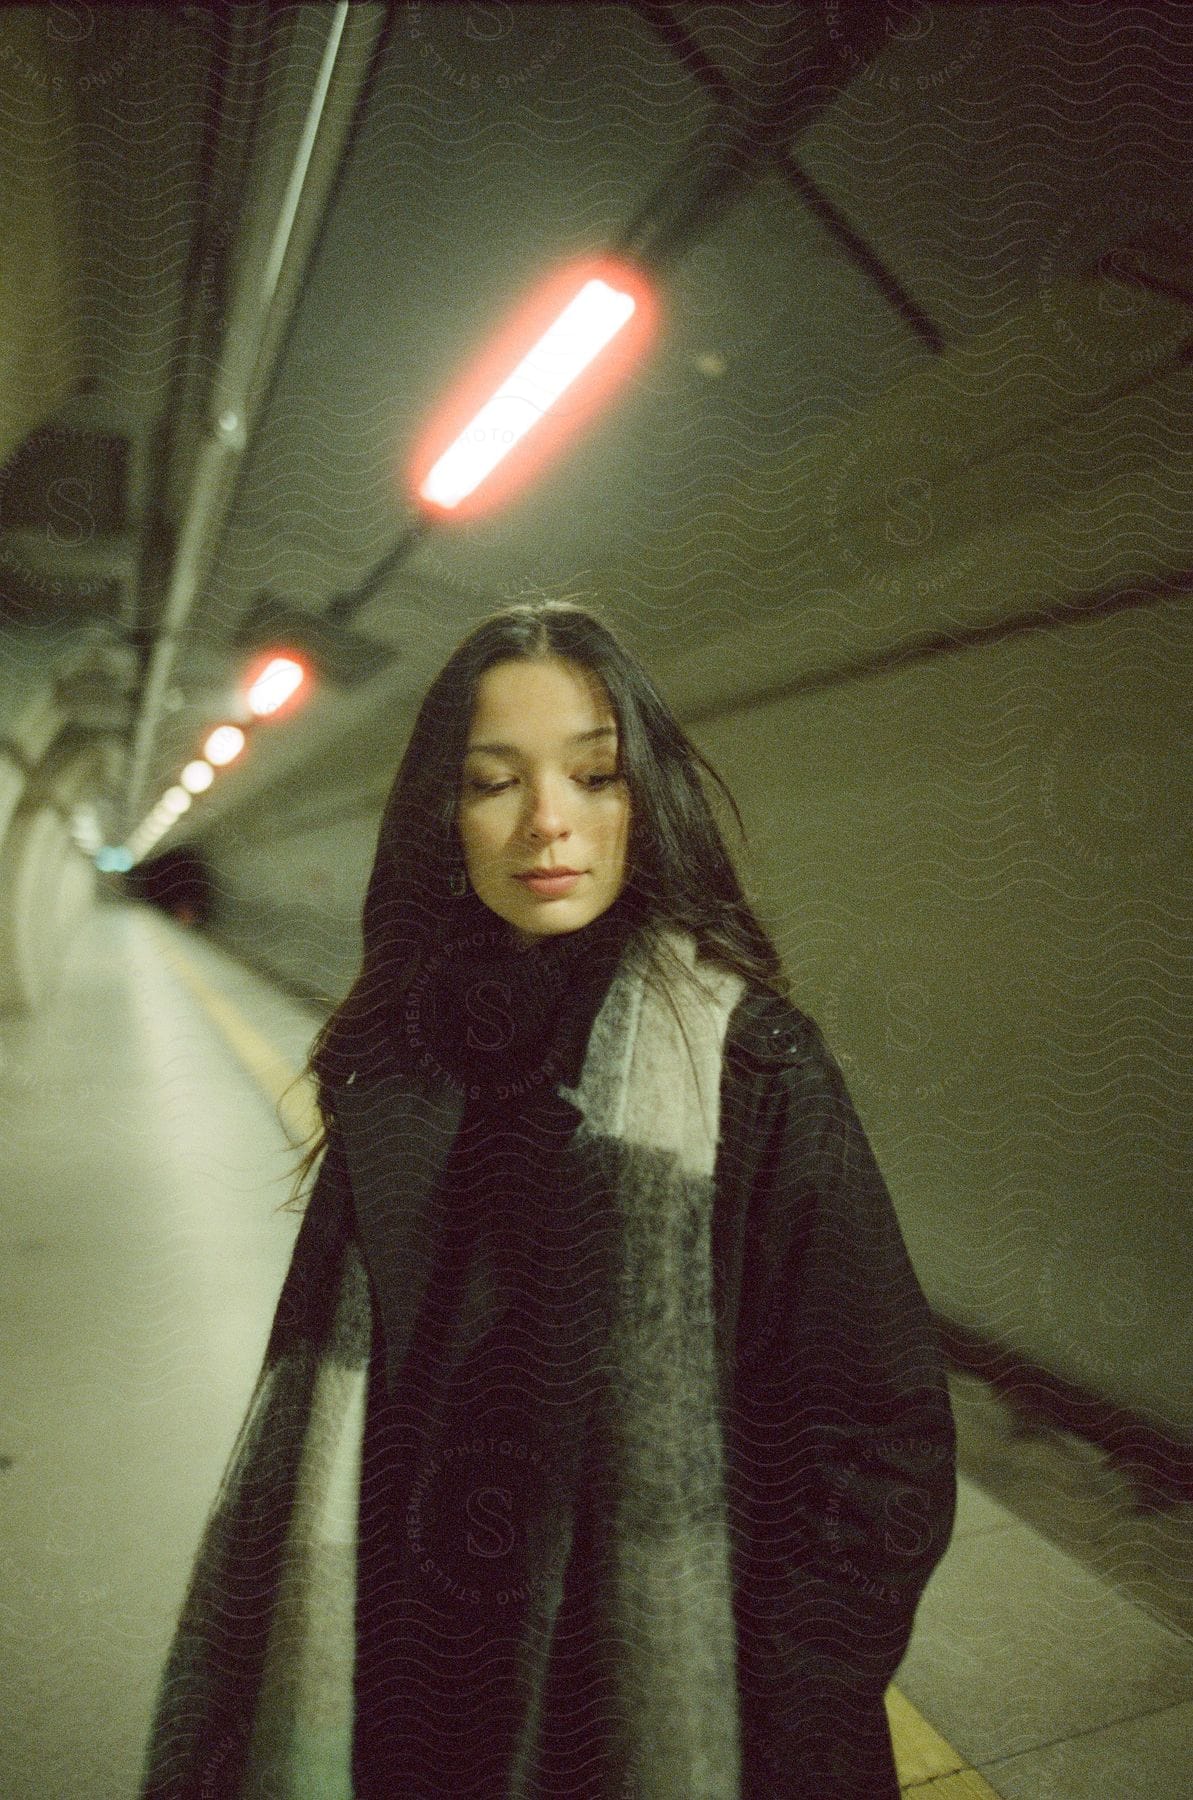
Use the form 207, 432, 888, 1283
121, 3, 352, 832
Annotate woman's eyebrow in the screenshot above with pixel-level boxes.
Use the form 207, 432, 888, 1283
464, 726, 617, 757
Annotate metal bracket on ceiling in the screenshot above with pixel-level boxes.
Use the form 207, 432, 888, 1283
625, 0, 944, 353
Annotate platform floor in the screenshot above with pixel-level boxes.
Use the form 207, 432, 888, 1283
1, 898, 1190, 1798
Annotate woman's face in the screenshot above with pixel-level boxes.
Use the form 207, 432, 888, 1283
456, 656, 632, 946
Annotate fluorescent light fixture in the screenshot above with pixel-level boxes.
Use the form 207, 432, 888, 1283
181, 760, 215, 793
420, 280, 636, 510
244, 658, 304, 720
205, 725, 246, 765
409, 256, 658, 520
247, 656, 305, 717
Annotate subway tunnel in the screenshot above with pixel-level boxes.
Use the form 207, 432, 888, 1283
1, 4, 1191, 1796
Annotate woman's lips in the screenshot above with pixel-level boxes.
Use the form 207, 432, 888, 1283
515, 871, 584, 897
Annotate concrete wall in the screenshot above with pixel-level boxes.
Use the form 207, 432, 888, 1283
202, 803, 377, 1010
0, 8, 82, 467
0, 687, 104, 1012
691, 598, 1191, 1437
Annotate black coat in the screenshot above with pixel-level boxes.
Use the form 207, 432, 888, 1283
712, 989, 957, 1797
333, 982, 957, 1799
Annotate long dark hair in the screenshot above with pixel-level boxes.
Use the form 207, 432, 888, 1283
283, 598, 790, 1204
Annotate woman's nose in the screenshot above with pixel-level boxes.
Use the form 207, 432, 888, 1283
522, 780, 571, 837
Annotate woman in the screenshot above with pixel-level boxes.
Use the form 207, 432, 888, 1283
140, 600, 956, 1799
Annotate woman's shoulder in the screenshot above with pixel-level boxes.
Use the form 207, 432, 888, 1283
723, 982, 824, 1076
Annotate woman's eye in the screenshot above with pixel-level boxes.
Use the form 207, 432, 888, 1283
466, 774, 618, 796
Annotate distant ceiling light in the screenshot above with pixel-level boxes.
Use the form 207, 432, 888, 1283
247, 655, 306, 717
410, 255, 658, 520
135, 824, 167, 855
71, 804, 102, 853
205, 724, 246, 765
96, 846, 133, 873
161, 787, 191, 817
181, 759, 215, 793
693, 350, 727, 378
216, 409, 246, 449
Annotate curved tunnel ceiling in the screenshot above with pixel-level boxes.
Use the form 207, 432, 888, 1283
0, 3, 1190, 854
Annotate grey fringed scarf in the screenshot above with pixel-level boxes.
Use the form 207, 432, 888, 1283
140, 926, 746, 1799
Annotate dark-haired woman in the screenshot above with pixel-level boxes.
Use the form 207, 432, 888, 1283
141, 601, 956, 1799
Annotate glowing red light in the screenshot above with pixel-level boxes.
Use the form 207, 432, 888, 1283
407, 255, 659, 521
245, 654, 309, 719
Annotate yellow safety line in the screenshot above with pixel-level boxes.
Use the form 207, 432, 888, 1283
150, 917, 1002, 1798
887, 1687, 1004, 1793
147, 920, 321, 1148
